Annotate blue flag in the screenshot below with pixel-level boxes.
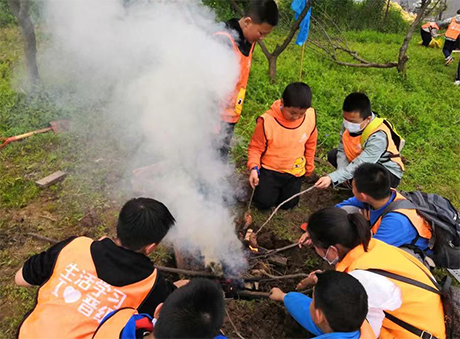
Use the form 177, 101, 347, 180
291, 0, 312, 46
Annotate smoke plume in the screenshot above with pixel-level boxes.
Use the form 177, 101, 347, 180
40, 0, 247, 273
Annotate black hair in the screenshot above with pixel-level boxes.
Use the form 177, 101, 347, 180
244, 0, 279, 26
116, 198, 175, 251
282, 82, 312, 109
354, 163, 391, 200
457, 9, 460, 15
342, 93, 372, 119
154, 279, 225, 339
314, 271, 368, 333
308, 207, 371, 252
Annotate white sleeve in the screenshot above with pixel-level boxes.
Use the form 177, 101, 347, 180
348, 270, 402, 338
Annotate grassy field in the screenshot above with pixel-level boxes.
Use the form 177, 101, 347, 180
1, 22, 460, 337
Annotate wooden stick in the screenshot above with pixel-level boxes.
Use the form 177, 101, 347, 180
225, 307, 246, 339
259, 272, 308, 280
28, 233, 58, 244
39, 215, 57, 222
255, 186, 315, 235
299, 42, 306, 81
156, 265, 218, 278
247, 187, 255, 213
252, 243, 299, 259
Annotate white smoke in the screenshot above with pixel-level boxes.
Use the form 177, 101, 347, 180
40, 0, 247, 273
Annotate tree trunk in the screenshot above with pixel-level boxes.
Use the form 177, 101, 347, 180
384, 0, 391, 23
397, 0, 432, 76
268, 55, 277, 84
8, 0, 40, 87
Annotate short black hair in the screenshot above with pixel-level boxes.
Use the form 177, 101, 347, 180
245, 0, 279, 26
314, 271, 368, 333
154, 279, 225, 339
116, 198, 175, 251
282, 82, 312, 109
343, 93, 372, 119
457, 9, 460, 15
354, 163, 391, 200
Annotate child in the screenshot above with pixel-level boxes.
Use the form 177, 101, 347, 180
214, 0, 279, 160
441, 10, 460, 65
336, 164, 431, 258
336, 163, 433, 256
315, 93, 404, 190
247, 82, 317, 209
269, 271, 374, 338
92, 279, 225, 339
420, 21, 441, 47
16, 198, 187, 339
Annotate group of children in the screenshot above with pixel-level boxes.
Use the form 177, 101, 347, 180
14, 1, 448, 338
420, 10, 460, 85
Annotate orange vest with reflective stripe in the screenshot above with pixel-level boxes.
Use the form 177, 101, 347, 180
371, 191, 432, 241
336, 239, 446, 339
360, 320, 376, 339
446, 17, 460, 40
18, 237, 157, 339
422, 22, 440, 30
214, 31, 254, 124
259, 103, 316, 177
342, 120, 405, 171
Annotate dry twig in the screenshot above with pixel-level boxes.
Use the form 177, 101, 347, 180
225, 307, 246, 339
255, 186, 315, 235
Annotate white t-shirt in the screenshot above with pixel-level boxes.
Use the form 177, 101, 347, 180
349, 270, 403, 337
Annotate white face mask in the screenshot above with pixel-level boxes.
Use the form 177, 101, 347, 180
322, 247, 339, 265
456, 15, 460, 22
343, 119, 364, 134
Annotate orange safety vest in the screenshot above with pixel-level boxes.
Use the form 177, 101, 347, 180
18, 237, 157, 339
445, 17, 460, 40
342, 118, 405, 172
259, 103, 316, 177
92, 308, 138, 339
213, 31, 254, 124
336, 239, 446, 339
422, 22, 440, 30
371, 190, 432, 241
360, 320, 376, 339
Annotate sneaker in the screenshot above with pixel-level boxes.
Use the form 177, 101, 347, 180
445, 56, 454, 65
455, 80, 460, 86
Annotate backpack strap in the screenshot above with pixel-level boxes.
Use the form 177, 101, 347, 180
382, 312, 439, 339
380, 199, 417, 219
366, 267, 442, 339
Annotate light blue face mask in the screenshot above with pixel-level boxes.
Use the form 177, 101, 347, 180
343, 119, 364, 134
322, 247, 339, 265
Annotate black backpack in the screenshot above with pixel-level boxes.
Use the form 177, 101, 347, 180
381, 191, 460, 269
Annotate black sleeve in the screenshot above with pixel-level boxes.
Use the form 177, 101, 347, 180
22, 237, 77, 286
137, 271, 177, 316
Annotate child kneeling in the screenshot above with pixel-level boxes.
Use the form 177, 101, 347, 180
247, 82, 317, 210
270, 271, 375, 338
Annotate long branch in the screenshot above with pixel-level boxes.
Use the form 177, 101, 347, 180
256, 186, 316, 235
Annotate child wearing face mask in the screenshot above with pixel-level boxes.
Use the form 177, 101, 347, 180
315, 93, 404, 190
247, 82, 317, 210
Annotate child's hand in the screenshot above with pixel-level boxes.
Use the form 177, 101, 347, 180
269, 287, 286, 302
298, 231, 312, 248
315, 176, 332, 189
249, 169, 259, 189
296, 270, 322, 291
